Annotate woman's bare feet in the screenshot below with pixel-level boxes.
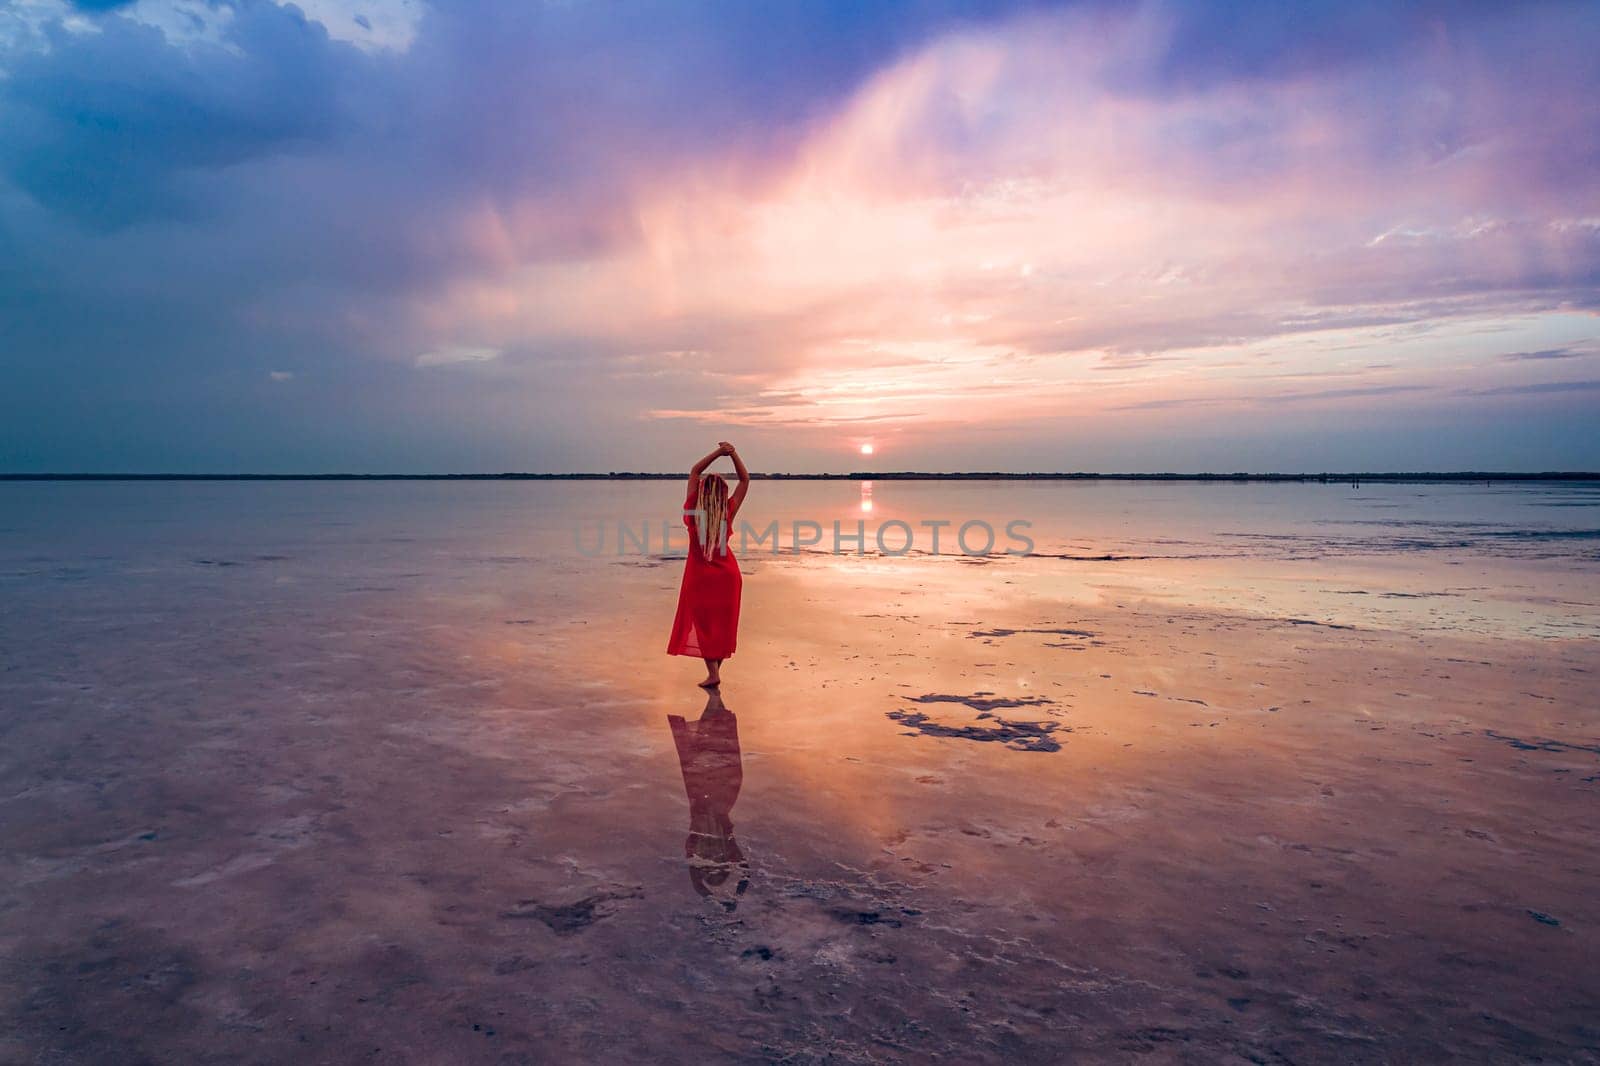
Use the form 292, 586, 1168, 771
698, 672, 721, 688
699, 658, 722, 687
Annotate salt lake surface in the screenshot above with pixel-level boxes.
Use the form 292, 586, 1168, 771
2, 479, 1597, 1062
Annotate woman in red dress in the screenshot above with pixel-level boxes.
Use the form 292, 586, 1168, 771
667, 441, 749, 687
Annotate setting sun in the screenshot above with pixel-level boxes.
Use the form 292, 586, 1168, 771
860, 443, 874, 456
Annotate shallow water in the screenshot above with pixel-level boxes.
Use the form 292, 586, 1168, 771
2, 480, 1598, 1062
5, 477, 1598, 639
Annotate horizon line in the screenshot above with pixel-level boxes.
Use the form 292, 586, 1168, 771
3, 471, 1597, 483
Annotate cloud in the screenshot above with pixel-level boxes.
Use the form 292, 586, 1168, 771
414, 345, 501, 368
269, 370, 294, 382
0, 4, 360, 227
1497, 347, 1589, 362
1464, 380, 1600, 397
1, 0, 1598, 471
1114, 384, 1432, 412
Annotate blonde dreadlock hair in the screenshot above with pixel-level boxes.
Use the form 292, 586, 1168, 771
695, 474, 730, 561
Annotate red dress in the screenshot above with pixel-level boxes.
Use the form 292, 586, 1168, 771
667, 481, 742, 659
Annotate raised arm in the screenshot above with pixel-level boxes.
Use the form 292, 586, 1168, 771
688, 443, 730, 494
724, 442, 750, 517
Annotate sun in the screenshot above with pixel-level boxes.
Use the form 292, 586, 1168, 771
859, 443, 875, 456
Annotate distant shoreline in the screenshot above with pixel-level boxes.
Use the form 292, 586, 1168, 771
3, 472, 1596, 483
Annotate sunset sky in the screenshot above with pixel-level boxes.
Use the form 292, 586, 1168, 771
2, 0, 1597, 472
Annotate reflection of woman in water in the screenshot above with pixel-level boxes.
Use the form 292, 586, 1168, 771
667, 441, 749, 688
668, 687, 747, 908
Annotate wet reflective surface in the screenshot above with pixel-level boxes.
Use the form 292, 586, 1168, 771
1, 480, 1598, 1062
669, 689, 748, 908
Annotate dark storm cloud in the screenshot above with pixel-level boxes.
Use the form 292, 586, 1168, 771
1, 5, 357, 227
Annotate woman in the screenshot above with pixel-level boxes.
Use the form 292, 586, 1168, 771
667, 441, 749, 687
